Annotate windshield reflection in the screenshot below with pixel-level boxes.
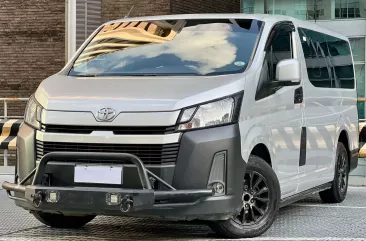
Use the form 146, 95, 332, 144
70, 19, 263, 76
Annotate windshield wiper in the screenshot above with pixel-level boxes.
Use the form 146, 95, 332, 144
116, 73, 201, 76
73, 74, 99, 77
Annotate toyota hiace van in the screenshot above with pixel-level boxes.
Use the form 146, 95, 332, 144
3, 14, 359, 238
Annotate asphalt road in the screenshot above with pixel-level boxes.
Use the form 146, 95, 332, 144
1, 182, 366, 241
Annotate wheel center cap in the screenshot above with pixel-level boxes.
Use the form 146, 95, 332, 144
242, 192, 254, 204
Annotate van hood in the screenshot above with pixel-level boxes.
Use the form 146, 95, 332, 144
35, 74, 245, 112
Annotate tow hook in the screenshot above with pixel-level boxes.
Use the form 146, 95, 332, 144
32, 191, 43, 208
120, 195, 133, 213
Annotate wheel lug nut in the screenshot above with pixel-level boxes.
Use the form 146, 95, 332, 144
250, 200, 254, 203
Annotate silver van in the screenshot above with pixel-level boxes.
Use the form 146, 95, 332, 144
3, 14, 359, 238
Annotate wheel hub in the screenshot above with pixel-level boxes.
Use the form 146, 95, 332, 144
242, 193, 255, 207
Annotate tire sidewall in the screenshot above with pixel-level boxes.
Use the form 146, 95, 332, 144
228, 157, 280, 233
211, 155, 280, 238
334, 143, 349, 201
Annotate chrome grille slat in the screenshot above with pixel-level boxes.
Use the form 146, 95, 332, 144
41, 124, 177, 135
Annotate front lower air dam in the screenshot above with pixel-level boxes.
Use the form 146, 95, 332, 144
207, 151, 227, 196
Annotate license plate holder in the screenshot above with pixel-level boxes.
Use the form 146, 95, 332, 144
74, 165, 123, 185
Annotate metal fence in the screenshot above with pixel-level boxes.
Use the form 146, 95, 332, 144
1, 98, 28, 172
0, 98, 29, 120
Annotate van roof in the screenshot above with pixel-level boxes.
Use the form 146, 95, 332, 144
107, 13, 348, 41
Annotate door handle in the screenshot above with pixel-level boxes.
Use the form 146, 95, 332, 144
294, 87, 303, 104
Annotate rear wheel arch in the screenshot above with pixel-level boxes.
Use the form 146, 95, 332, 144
338, 130, 350, 167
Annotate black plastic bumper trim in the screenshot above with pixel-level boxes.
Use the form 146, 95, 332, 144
2, 151, 214, 213
2, 182, 213, 212
33, 152, 152, 188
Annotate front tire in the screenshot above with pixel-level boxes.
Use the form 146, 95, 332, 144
209, 155, 280, 238
33, 212, 96, 228
319, 142, 349, 203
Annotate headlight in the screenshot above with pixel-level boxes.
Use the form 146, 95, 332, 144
177, 92, 243, 131
24, 95, 43, 130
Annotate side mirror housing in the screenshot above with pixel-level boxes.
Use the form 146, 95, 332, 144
276, 59, 301, 83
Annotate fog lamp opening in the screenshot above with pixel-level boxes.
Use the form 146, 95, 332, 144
208, 151, 227, 196
212, 182, 225, 195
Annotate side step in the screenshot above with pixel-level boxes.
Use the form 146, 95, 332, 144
280, 183, 332, 208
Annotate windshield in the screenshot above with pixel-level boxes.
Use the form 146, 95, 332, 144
69, 18, 263, 77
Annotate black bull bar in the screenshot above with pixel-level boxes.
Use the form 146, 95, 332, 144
2, 152, 214, 213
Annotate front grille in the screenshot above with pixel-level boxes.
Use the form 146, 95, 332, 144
36, 140, 180, 165
41, 125, 176, 135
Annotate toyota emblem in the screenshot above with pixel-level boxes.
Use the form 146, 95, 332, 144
96, 108, 116, 121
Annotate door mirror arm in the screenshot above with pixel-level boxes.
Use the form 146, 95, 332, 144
270, 80, 299, 89
269, 80, 299, 94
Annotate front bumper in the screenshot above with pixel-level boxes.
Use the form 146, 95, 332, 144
3, 152, 213, 214
4, 124, 246, 220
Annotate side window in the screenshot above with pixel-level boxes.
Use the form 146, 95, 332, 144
326, 36, 355, 89
255, 24, 293, 100
299, 28, 331, 88
298, 27, 355, 89
266, 27, 293, 80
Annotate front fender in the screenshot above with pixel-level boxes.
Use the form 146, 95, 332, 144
239, 122, 273, 165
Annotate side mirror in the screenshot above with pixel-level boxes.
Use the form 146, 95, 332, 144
276, 59, 301, 83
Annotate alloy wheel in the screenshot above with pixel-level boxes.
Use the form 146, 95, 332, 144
234, 171, 270, 226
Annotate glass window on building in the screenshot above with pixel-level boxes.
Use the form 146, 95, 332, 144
335, 0, 363, 19
241, 0, 329, 20
242, 0, 366, 20
356, 65, 365, 118
350, 38, 365, 62
349, 37, 366, 118
243, 0, 254, 13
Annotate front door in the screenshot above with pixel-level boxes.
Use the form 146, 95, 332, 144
257, 22, 304, 197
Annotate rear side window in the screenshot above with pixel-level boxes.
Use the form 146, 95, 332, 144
298, 27, 354, 89
326, 35, 354, 89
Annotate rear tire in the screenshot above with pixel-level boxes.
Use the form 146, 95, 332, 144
209, 155, 280, 238
319, 142, 349, 203
33, 212, 95, 228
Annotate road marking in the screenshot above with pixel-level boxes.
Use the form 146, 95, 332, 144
291, 203, 366, 209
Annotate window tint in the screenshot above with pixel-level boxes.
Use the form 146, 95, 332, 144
266, 27, 293, 81
256, 24, 293, 100
326, 35, 355, 89
299, 28, 331, 88
298, 27, 354, 89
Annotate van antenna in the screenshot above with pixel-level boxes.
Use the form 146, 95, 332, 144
124, 5, 135, 18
